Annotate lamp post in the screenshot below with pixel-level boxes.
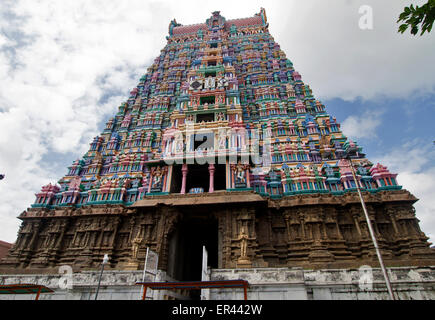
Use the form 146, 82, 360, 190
345, 153, 395, 300
94, 254, 109, 300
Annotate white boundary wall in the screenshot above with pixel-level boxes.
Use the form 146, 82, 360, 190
1, 266, 434, 300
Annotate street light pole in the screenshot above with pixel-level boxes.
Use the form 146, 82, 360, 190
347, 157, 396, 300
94, 254, 109, 300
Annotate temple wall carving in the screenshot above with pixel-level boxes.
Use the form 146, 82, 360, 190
2, 191, 434, 273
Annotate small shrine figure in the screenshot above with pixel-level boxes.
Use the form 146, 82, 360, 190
217, 112, 225, 121
238, 227, 248, 258
218, 131, 227, 149
236, 167, 245, 183
235, 162, 247, 183
153, 167, 163, 187
68, 176, 81, 191
175, 140, 183, 153
131, 236, 143, 260
217, 95, 224, 104
237, 226, 253, 259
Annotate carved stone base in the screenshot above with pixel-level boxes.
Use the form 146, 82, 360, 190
30, 251, 51, 268
74, 249, 94, 267
236, 258, 252, 268
121, 260, 141, 271
408, 246, 435, 259
308, 241, 335, 263
366, 248, 394, 262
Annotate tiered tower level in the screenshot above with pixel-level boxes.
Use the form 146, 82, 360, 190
2, 10, 434, 275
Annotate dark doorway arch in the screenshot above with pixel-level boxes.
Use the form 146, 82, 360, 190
167, 212, 219, 298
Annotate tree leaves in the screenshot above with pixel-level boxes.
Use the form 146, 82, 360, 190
397, 0, 435, 36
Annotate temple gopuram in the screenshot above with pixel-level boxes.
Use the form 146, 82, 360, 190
1, 9, 434, 299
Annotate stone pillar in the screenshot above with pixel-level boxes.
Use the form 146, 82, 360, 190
110, 217, 121, 247
335, 221, 343, 239
386, 208, 400, 236
147, 179, 152, 194
351, 207, 363, 238
284, 214, 292, 241
208, 164, 215, 193
27, 222, 40, 250
180, 164, 188, 194
318, 209, 328, 240
298, 211, 306, 239
353, 214, 363, 238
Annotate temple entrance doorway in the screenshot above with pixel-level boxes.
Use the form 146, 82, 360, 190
167, 213, 218, 299
169, 163, 227, 194
170, 165, 182, 193
186, 164, 209, 192
214, 164, 226, 191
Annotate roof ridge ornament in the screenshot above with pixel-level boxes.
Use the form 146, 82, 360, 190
206, 11, 226, 29
168, 18, 182, 36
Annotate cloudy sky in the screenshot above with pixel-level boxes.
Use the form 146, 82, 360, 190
0, 0, 434, 245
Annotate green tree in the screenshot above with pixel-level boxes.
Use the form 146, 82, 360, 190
397, 0, 435, 35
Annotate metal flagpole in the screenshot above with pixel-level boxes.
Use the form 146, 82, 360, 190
140, 247, 149, 300
154, 255, 159, 283
94, 263, 105, 300
94, 254, 109, 300
348, 157, 395, 300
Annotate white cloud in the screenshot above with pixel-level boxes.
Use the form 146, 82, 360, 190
0, 34, 8, 47
341, 109, 383, 140
374, 141, 435, 244
270, 0, 435, 101
0, 0, 164, 242
0, 0, 434, 244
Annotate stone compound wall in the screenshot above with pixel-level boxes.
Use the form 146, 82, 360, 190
304, 266, 435, 300
210, 266, 435, 300
0, 267, 434, 300
210, 268, 308, 299
0, 270, 182, 301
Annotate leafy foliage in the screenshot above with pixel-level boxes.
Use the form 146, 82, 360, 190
397, 0, 435, 35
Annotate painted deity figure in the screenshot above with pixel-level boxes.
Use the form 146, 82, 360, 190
235, 162, 246, 183
217, 112, 225, 121
218, 131, 226, 149
217, 95, 224, 104
186, 114, 194, 123
69, 176, 82, 190
153, 167, 163, 187
175, 140, 183, 153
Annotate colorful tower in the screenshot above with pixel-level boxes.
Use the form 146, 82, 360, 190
1, 9, 434, 285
